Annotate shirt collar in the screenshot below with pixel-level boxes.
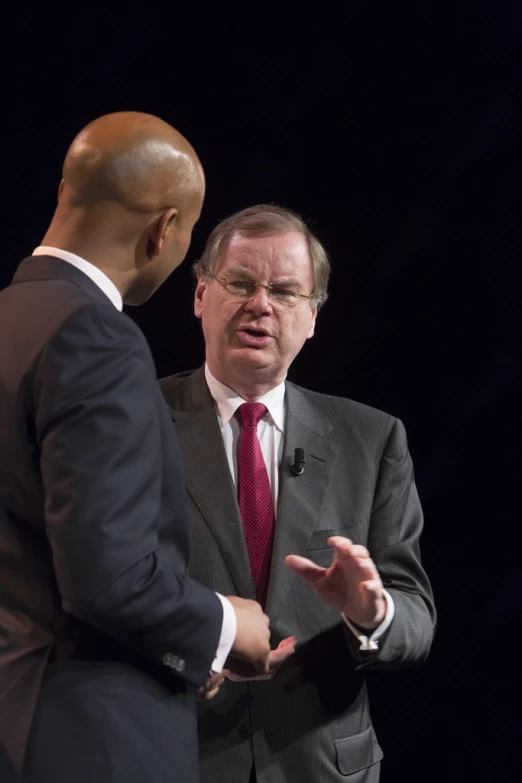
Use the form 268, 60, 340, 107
204, 363, 285, 432
32, 246, 123, 311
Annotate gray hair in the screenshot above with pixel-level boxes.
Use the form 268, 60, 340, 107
193, 204, 330, 309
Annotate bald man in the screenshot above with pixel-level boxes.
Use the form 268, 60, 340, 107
0, 112, 270, 783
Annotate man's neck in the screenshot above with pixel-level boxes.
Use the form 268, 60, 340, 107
206, 360, 286, 402
40, 230, 133, 300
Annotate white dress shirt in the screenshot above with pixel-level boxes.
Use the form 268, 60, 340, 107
204, 363, 286, 511
33, 246, 124, 310
205, 364, 395, 651
32, 246, 236, 673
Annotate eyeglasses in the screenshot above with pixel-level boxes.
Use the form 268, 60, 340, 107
211, 274, 315, 309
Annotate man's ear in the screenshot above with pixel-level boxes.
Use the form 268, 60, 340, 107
307, 307, 318, 339
194, 275, 207, 319
149, 208, 178, 257
57, 179, 65, 201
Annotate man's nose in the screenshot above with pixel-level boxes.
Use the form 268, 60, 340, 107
245, 285, 273, 314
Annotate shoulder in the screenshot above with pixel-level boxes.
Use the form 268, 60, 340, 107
4, 268, 148, 353
37, 303, 153, 386
289, 382, 396, 423
52, 300, 147, 348
158, 369, 201, 409
288, 382, 403, 445
34, 305, 158, 420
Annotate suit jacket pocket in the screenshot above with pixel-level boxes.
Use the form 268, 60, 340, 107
334, 725, 383, 776
306, 524, 363, 551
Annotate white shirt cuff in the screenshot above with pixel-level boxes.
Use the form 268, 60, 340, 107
342, 589, 395, 651
211, 594, 237, 672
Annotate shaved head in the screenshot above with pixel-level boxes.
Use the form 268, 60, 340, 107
62, 111, 203, 213
43, 111, 206, 305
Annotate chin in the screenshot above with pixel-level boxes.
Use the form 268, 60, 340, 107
231, 352, 283, 381
123, 293, 146, 307
236, 348, 274, 365
124, 279, 161, 307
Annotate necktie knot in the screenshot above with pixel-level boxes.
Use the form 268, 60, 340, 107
237, 402, 267, 428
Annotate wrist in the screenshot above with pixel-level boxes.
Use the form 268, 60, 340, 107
343, 605, 386, 632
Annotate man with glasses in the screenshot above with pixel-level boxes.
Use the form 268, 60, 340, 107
160, 204, 435, 783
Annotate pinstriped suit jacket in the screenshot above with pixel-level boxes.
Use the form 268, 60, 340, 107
160, 366, 435, 783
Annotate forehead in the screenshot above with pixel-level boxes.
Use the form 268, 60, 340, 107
216, 230, 313, 280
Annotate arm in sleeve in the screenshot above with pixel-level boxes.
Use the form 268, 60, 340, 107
344, 418, 436, 669
342, 588, 395, 650
211, 594, 237, 672
34, 303, 224, 686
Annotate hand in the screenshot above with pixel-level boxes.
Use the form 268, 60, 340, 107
226, 596, 271, 675
285, 537, 386, 631
226, 636, 298, 682
196, 671, 226, 701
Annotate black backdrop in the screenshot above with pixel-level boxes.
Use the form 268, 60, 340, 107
2, 2, 520, 781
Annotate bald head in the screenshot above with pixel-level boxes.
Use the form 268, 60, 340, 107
43, 111, 206, 305
62, 111, 204, 213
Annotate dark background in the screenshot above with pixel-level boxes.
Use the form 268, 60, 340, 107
2, 1, 520, 780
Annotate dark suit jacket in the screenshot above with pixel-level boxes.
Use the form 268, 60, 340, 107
0, 257, 223, 782
160, 366, 436, 783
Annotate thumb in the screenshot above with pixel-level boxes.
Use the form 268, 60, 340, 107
361, 579, 384, 599
268, 636, 298, 667
285, 554, 326, 585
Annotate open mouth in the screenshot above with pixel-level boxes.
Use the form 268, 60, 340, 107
237, 328, 274, 347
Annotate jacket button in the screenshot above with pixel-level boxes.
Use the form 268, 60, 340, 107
238, 724, 252, 739
162, 653, 175, 667
162, 653, 185, 672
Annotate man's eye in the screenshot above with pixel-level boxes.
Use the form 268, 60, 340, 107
273, 288, 297, 298
229, 280, 251, 290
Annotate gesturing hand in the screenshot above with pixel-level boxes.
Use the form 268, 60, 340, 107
226, 596, 271, 675
285, 537, 386, 631
225, 636, 298, 682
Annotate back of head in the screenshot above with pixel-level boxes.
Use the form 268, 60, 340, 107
194, 204, 330, 309
61, 111, 203, 214
44, 112, 206, 305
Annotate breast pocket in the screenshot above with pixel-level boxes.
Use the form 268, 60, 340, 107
306, 523, 364, 552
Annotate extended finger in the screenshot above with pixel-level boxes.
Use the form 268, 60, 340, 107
277, 635, 298, 651
347, 544, 370, 559
226, 670, 273, 682
268, 636, 298, 666
327, 537, 355, 558
329, 538, 375, 569
203, 686, 221, 700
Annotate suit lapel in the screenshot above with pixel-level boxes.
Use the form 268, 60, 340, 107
164, 371, 339, 612
166, 369, 256, 599
266, 383, 339, 621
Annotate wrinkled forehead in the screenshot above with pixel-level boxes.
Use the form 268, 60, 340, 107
215, 230, 314, 282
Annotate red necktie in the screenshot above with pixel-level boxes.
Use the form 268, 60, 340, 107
236, 403, 275, 605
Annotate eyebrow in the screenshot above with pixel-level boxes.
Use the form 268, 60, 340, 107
223, 266, 256, 278
223, 268, 303, 287
270, 279, 303, 288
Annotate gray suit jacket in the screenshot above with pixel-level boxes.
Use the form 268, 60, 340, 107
160, 366, 436, 783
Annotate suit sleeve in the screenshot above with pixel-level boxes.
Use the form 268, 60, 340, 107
345, 418, 436, 668
33, 303, 223, 686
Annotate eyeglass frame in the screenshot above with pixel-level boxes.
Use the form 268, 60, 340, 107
210, 273, 315, 305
